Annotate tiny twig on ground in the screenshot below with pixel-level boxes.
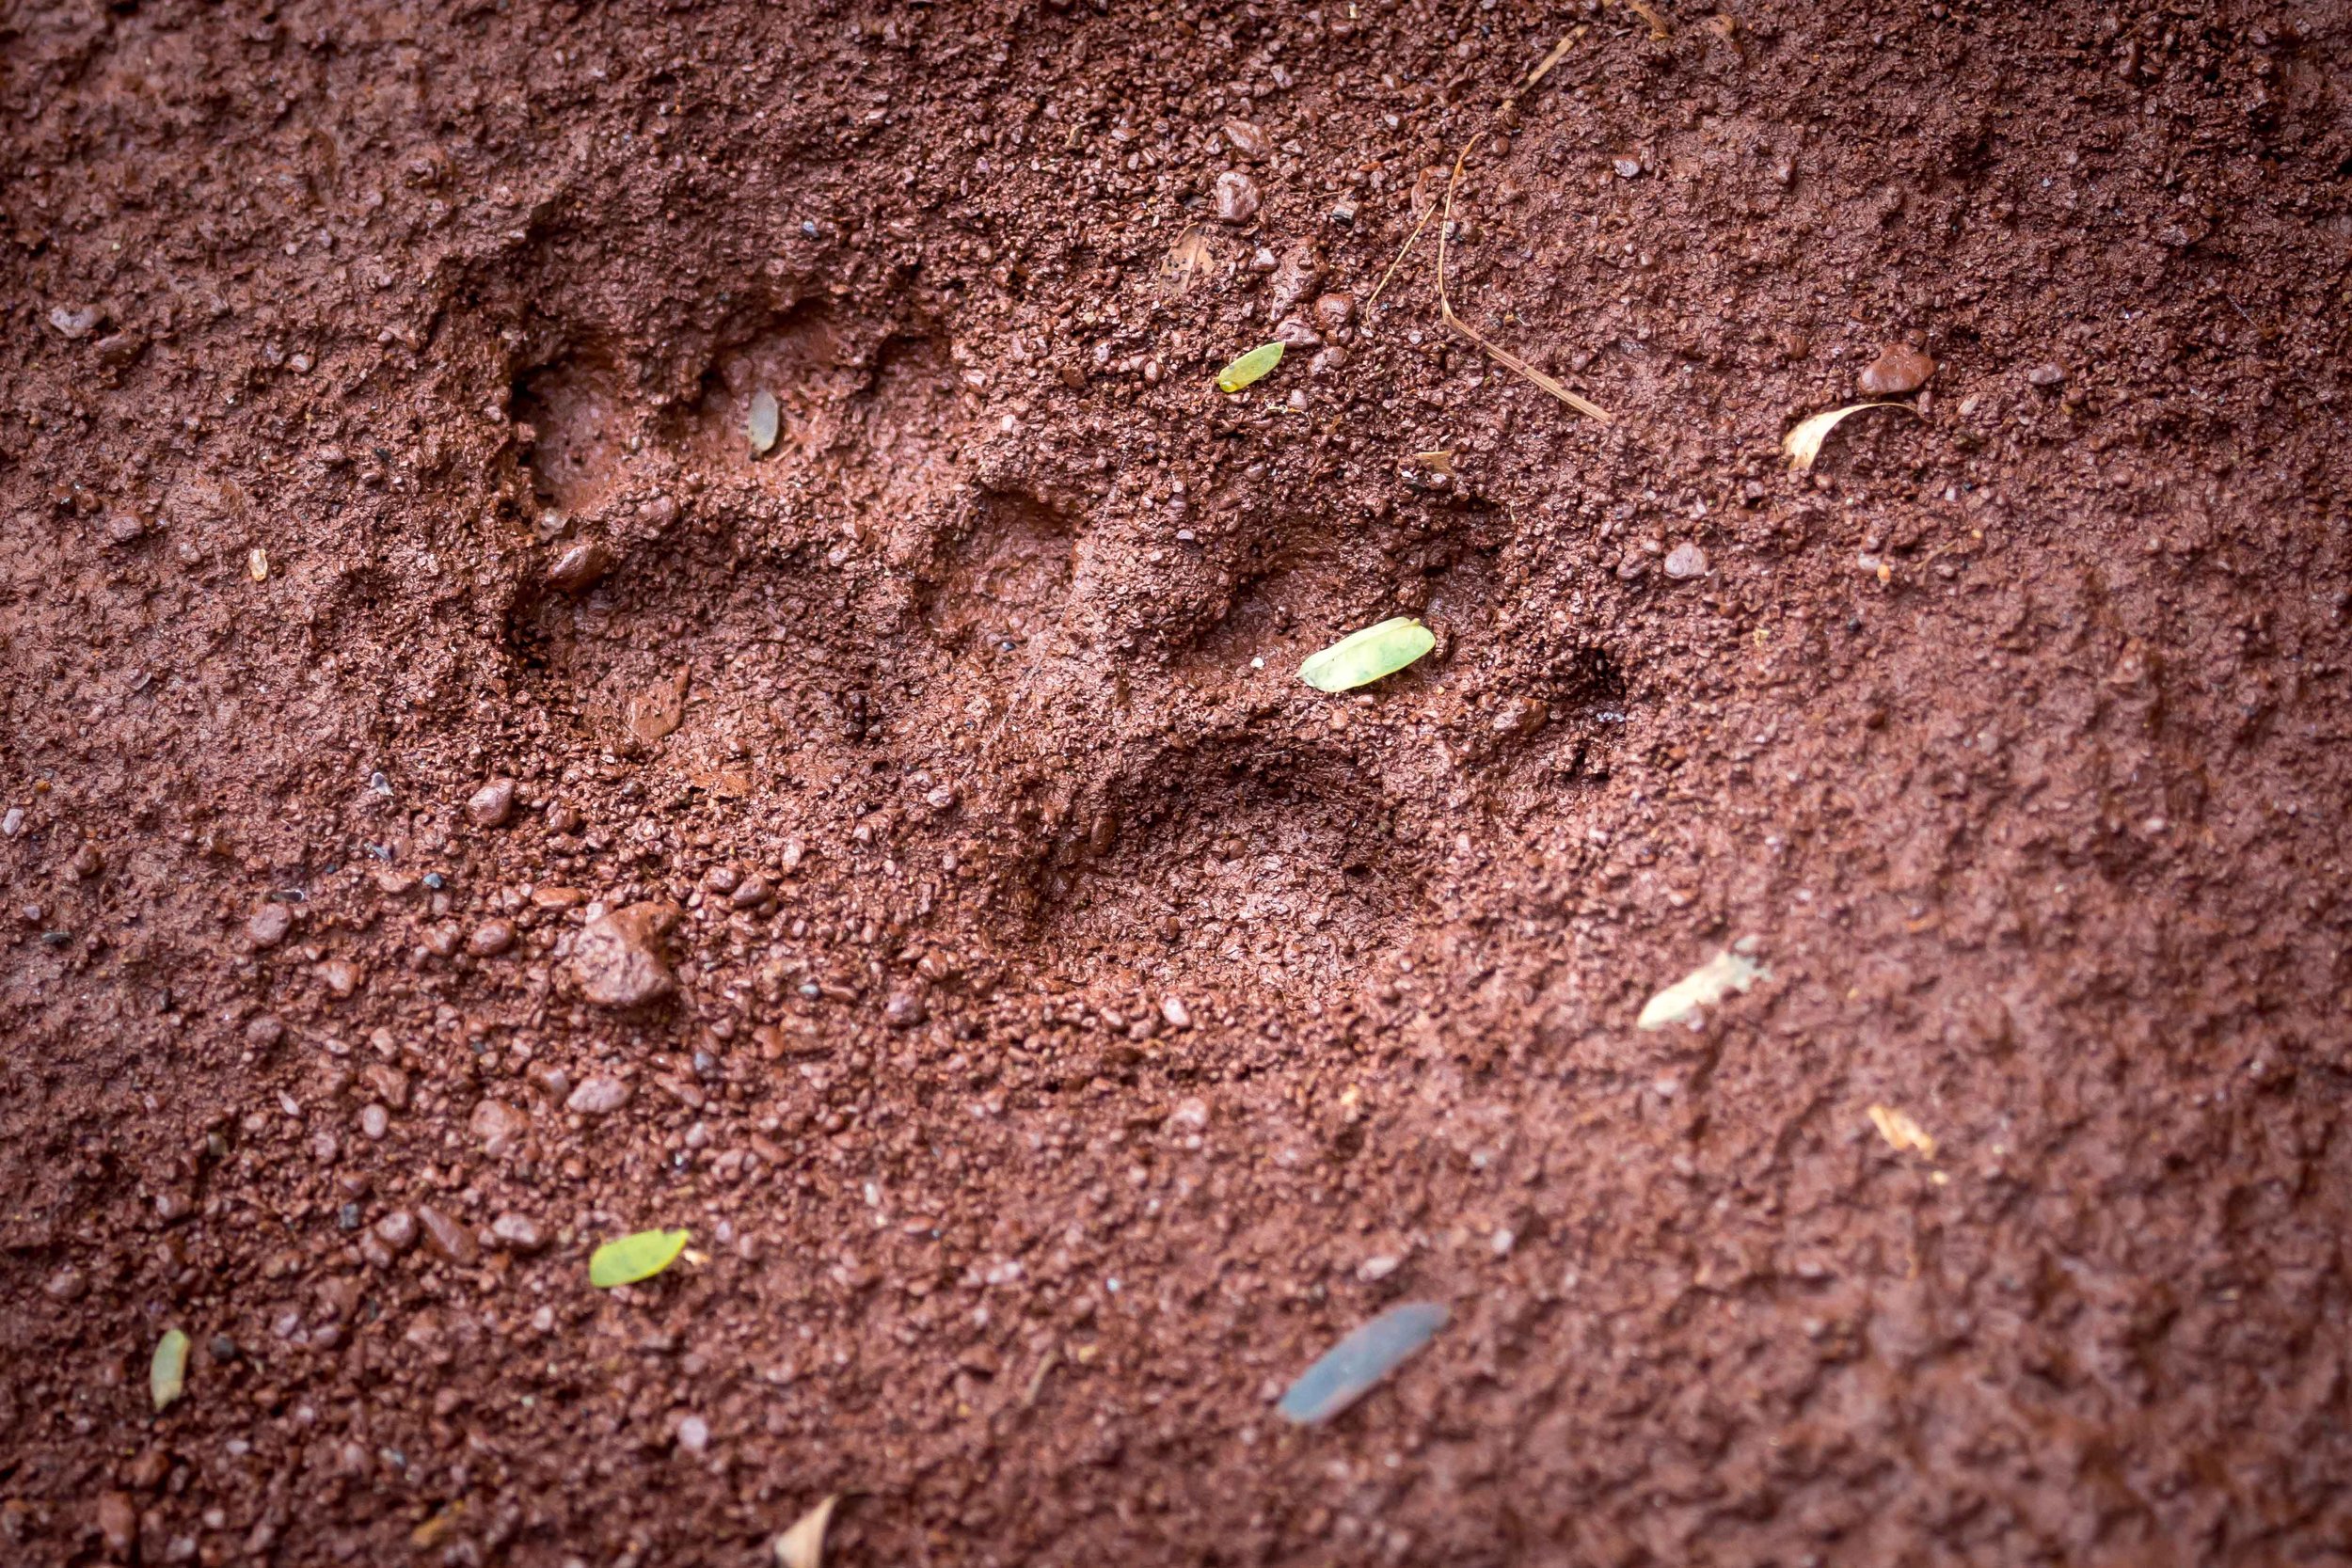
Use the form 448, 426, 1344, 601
1436, 138, 1613, 424
1621, 0, 1673, 40
1518, 31, 1581, 94
1364, 198, 1439, 310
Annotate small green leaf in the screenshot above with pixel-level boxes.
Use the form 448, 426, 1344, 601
151, 1328, 190, 1413
1216, 341, 1284, 393
748, 388, 780, 456
589, 1228, 691, 1288
1298, 617, 1436, 692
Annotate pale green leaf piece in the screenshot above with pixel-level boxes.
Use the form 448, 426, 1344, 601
1216, 341, 1284, 393
151, 1328, 190, 1413
1636, 947, 1768, 1030
1298, 617, 1436, 692
748, 388, 781, 456
589, 1227, 691, 1288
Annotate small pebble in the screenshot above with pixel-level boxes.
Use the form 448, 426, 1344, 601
126, 1449, 171, 1492
1273, 314, 1321, 349
467, 919, 516, 957
547, 539, 612, 593
566, 1075, 632, 1116
373, 1211, 419, 1253
1160, 995, 1193, 1030
1663, 543, 1709, 580
571, 904, 677, 1009
1223, 119, 1271, 161
362, 1064, 410, 1109
469, 1099, 530, 1156
489, 1213, 547, 1254
96, 1492, 137, 1560
676, 1414, 711, 1454
729, 875, 771, 910
1311, 292, 1356, 332
358, 1104, 389, 1140
1213, 169, 1262, 225
465, 779, 516, 829
246, 903, 293, 949
1858, 342, 1936, 396
416, 1205, 478, 1266
2026, 361, 2066, 388
1490, 696, 1549, 736
1613, 154, 1644, 179
882, 990, 928, 1030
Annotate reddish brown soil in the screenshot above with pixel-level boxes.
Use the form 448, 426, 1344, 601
7, 1, 2352, 1563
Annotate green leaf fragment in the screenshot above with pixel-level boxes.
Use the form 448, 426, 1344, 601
748, 388, 780, 456
589, 1227, 691, 1288
151, 1328, 190, 1413
1298, 617, 1436, 692
1216, 341, 1284, 393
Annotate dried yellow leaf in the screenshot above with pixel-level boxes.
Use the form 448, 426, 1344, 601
1636, 946, 1768, 1030
1867, 1103, 1938, 1160
1783, 402, 1916, 471
774, 1496, 839, 1568
411, 1502, 466, 1550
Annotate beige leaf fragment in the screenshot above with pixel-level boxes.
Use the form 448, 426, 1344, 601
248, 547, 269, 581
1636, 946, 1768, 1030
626, 671, 690, 743
774, 1496, 839, 1568
411, 1502, 467, 1550
1783, 402, 1917, 471
1867, 1103, 1938, 1160
1161, 226, 1215, 298
687, 766, 754, 798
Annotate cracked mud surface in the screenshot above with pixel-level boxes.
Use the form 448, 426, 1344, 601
5, 1, 2352, 1563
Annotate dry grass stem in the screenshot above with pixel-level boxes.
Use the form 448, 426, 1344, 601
1436, 137, 1612, 424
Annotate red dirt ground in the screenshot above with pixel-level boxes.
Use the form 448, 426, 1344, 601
6, 1, 2352, 1563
